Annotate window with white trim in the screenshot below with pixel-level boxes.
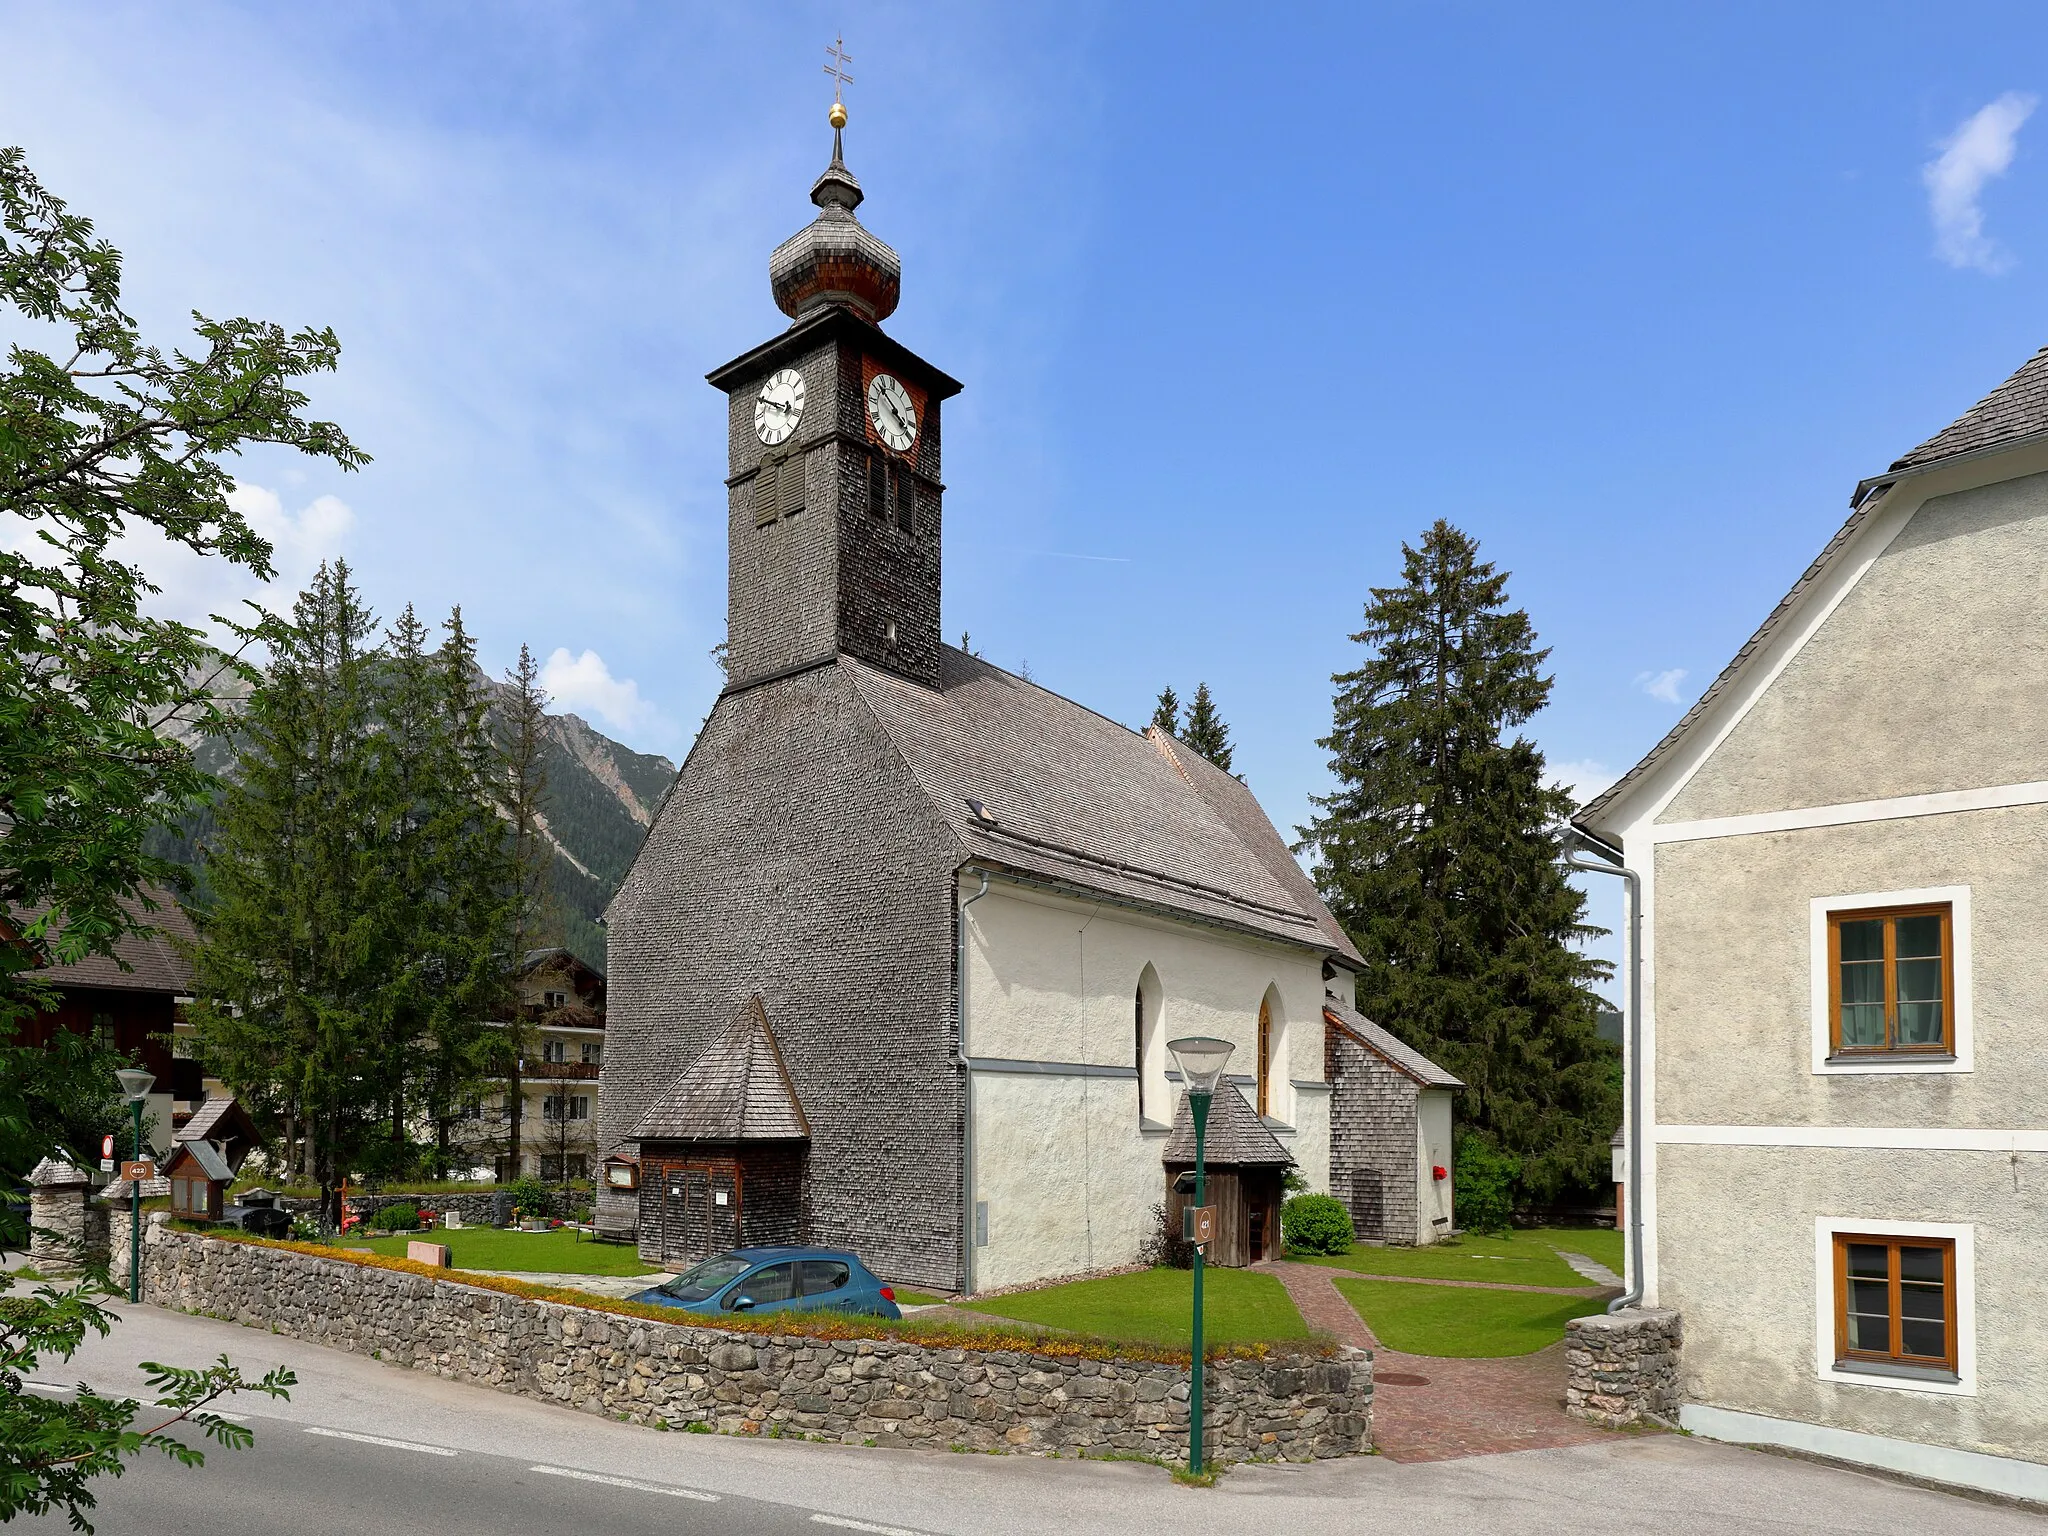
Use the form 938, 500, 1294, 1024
1810, 886, 1971, 1074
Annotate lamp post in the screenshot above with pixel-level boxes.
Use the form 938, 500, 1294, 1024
114, 1068, 154, 1302
1166, 1035, 1233, 1474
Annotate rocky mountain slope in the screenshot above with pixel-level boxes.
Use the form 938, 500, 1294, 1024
150, 664, 676, 972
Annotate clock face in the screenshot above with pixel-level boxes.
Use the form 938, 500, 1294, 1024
866, 372, 918, 453
753, 367, 806, 446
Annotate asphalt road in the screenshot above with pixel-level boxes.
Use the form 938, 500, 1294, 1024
15, 1303, 2040, 1535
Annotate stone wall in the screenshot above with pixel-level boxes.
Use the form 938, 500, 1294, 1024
27, 1174, 107, 1273
272, 1189, 568, 1227
1564, 1307, 1681, 1427
141, 1222, 1371, 1464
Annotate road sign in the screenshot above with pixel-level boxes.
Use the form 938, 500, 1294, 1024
120, 1160, 155, 1182
1181, 1204, 1215, 1246
101, 1135, 115, 1159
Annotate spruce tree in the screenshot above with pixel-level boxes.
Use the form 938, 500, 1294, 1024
1179, 683, 1235, 774
1300, 520, 1617, 1201
190, 561, 387, 1225
1149, 685, 1180, 736
493, 643, 552, 1181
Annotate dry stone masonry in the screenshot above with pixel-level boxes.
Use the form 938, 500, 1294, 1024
1564, 1307, 1682, 1427
141, 1222, 1371, 1463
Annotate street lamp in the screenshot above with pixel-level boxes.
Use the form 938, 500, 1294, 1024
1166, 1035, 1233, 1474
115, 1068, 154, 1303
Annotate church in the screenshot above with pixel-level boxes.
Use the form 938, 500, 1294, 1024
594, 101, 1458, 1293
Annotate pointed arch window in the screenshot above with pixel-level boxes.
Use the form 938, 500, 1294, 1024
1257, 996, 1272, 1118
1257, 986, 1289, 1124
1136, 964, 1166, 1126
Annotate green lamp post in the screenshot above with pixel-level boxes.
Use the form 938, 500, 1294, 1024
115, 1068, 155, 1302
1166, 1035, 1234, 1475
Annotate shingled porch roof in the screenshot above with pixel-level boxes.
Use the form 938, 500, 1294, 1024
625, 995, 810, 1143
1160, 1083, 1293, 1168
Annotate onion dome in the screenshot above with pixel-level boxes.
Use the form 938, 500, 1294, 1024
769, 104, 901, 324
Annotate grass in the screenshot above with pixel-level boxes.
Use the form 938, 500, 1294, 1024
961, 1267, 1312, 1348
1294, 1232, 1588, 1289
1524, 1225, 1624, 1275
339, 1226, 657, 1277
892, 1289, 948, 1306
1333, 1276, 1605, 1357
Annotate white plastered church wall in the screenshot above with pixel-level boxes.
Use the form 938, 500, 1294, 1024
962, 879, 1328, 1292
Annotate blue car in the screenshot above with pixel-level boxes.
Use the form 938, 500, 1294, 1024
631, 1245, 904, 1320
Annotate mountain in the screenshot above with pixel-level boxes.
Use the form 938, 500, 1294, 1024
147, 663, 676, 973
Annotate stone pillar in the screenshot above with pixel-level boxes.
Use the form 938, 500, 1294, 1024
26, 1158, 102, 1273
1564, 1307, 1682, 1427
106, 1201, 134, 1291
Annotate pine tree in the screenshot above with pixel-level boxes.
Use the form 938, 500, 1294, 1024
190, 562, 388, 1226
1149, 686, 1180, 736
1179, 683, 1235, 774
1300, 520, 1617, 1201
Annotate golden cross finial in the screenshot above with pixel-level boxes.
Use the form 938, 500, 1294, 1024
824, 36, 854, 106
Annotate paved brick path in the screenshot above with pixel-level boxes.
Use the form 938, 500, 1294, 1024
1260, 1260, 1621, 1463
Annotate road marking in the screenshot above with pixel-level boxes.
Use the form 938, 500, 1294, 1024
305, 1425, 458, 1456
23, 1382, 69, 1395
811, 1515, 931, 1536
528, 1465, 720, 1502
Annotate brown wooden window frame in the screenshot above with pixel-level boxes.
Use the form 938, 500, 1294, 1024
1826, 903, 1955, 1059
1832, 1232, 1958, 1375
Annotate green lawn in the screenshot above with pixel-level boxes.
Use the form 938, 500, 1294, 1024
1526, 1225, 1624, 1275
1334, 1277, 1605, 1357
340, 1227, 657, 1277
893, 1289, 949, 1307
1296, 1232, 1587, 1289
962, 1267, 1311, 1348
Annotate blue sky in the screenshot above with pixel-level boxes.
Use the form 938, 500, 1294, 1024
7, 3, 2048, 992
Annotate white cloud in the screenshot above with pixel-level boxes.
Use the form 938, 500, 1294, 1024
540, 647, 658, 735
1634, 668, 1688, 705
1549, 759, 1617, 805
1924, 93, 2037, 273
115, 482, 354, 636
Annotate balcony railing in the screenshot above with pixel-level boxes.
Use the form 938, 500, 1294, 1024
522, 1060, 600, 1081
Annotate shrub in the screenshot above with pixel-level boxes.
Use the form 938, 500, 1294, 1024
370, 1201, 421, 1232
1281, 1193, 1354, 1256
1453, 1134, 1520, 1235
1139, 1202, 1195, 1270
506, 1177, 552, 1221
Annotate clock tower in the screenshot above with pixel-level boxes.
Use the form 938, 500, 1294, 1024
707, 103, 961, 692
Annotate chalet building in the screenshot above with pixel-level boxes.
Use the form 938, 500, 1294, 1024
596, 107, 1455, 1292
7, 890, 205, 1152
458, 948, 608, 1182
1574, 341, 2048, 1499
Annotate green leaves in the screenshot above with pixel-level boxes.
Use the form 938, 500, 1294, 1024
0, 141, 334, 1533
1302, 520, 1618, 1203
0, 143, 365, 1035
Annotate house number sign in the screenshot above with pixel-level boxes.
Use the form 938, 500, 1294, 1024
1181, 1205, 1215, 1246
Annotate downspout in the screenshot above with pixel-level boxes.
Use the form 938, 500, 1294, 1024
1565, 832, 1645, 1314
955, 869, 991, 1295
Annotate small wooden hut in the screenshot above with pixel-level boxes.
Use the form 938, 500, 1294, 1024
1162, 1083, 1293, 1267
163, 1138, 232, 1222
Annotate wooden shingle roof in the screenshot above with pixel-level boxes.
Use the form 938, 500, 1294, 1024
844, 648, 1362, 962
625, 995, 810, 1143
1325, 1000, 1463, 1089
1160, 1083, 1293, 1168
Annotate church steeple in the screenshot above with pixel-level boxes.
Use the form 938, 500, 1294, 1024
769, 66, 900, 324
707, 73, 961, 694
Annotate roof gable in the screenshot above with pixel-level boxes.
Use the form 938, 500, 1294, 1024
1888, 344, 2048, 476
11, 888, 196, 995
1326, 1001, 1462, 1089
626, 995, 810, 1143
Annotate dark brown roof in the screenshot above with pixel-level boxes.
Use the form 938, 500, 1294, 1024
12, 889, 196, 995
626, 995, 810, 1143
1160, 1083, 1293, 1167
845, 649, 1362, 962
1888, 344, 2048, 473
1325, 1001, 1462, 1089
163, 1139, 232, 1182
